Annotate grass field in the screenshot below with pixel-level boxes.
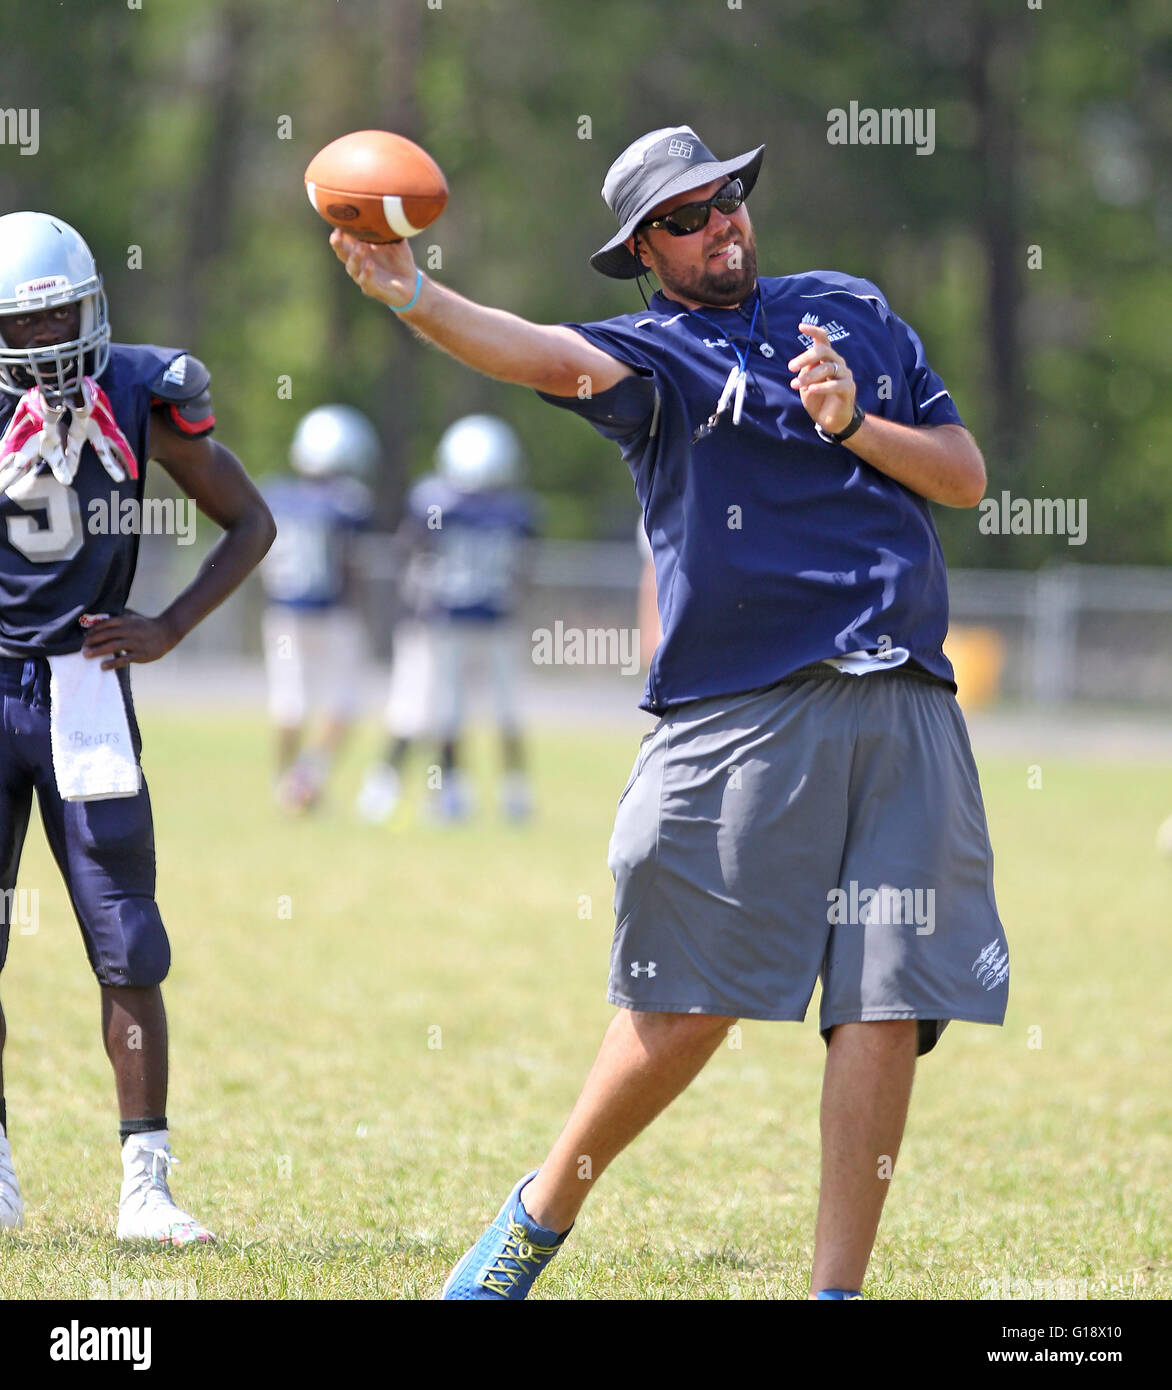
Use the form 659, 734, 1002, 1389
0, 710, 1168, 1301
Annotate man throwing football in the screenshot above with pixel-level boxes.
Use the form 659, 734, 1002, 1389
332, 126, 1010, 1300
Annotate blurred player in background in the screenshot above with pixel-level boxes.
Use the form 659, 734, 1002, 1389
354, 531, 435, 824
0, 211, 274, 1243
357, 415, 538, 824
260, 405, 377, 812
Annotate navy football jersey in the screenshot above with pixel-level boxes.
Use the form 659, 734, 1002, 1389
0, 343, 199, 656
259, 476, 372, 609
538, 272, 964, 714
406, 474, 538, 621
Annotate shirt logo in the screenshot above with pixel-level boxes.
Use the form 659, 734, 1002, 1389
666, 139, 694, 158
798, 314, 851, 348
701, 337, 731, 350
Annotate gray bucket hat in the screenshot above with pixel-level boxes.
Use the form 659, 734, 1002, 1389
590, 125, 765, 279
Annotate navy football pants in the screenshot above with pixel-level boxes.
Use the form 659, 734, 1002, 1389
0, 656, 170, 986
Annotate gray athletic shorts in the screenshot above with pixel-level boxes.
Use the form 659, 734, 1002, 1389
606, 667, 1010, 1056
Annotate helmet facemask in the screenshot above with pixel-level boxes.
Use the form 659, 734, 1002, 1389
0, 276, 110, 408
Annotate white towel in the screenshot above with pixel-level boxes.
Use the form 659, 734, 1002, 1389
822, 646, 911, 676
47, 652, 141, 801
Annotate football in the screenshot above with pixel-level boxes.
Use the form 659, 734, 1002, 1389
304, 130, 448, 243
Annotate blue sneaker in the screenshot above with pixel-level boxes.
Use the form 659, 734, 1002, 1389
442, 1171, 571, 1300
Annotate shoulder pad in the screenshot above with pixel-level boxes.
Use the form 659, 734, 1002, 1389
149, 353, 215, 436
150, 353, 210, 403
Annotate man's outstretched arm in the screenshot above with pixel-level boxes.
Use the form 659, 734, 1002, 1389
331, 230, 632, 399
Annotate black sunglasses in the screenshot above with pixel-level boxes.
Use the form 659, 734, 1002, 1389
638, 179, 746, 237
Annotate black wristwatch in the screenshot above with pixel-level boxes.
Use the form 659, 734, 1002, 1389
815, 403, 865, 445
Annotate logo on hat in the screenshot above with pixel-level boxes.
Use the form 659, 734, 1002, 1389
667, 138, 695, 158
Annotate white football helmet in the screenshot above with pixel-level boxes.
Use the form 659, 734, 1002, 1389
0, 212, 110, 403
290, 404, 381, 478
436, 414, 521, 491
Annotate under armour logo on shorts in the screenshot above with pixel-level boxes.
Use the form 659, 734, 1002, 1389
629, 960, 657, 978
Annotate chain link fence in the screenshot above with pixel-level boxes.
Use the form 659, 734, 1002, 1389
129, 530, 1172, 710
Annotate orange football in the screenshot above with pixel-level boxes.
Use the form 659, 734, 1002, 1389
305, 130, 448, 243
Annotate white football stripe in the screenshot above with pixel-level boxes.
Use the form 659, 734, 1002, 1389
382, 195, 422, 239
306, 181, 317, 209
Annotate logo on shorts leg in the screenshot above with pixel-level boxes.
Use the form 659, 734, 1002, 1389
629, 960, 657, 979
971, 940, 1009, 989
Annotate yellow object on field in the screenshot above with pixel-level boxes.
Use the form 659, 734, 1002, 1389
946, 625, 1005, 709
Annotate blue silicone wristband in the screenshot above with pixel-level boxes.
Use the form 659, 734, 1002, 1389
387, 269, 424, 314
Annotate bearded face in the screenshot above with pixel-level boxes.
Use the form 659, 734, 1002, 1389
627, 177, 758, 310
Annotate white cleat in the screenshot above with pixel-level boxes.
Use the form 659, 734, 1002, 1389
0, 1126, 23, 1231
356, 764, 402, 824
501, 772, 534, 823
274, 755, 326, 814
430, 770, 473, 824
116, 1132, 214, 1247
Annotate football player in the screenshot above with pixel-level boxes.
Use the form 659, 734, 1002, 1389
260, 404, 377, 812
357, 415, 538, 823
0, 212, 275, 1244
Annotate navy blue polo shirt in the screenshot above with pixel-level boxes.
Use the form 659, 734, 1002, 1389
538, 270, 964, 715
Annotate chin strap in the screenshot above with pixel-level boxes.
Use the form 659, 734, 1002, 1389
632, 231, 654, 310
0, 378, 138, 498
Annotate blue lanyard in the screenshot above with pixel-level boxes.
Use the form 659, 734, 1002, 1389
690, 291, 763, 441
